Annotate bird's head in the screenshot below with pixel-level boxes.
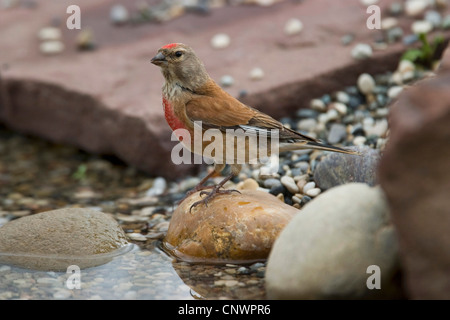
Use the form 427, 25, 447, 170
151, 43, 209, 91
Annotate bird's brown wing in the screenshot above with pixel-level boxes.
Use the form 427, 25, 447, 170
185, 93, 319, 143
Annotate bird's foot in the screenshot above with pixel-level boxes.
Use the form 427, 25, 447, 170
189, 186, 240, 213
178, 184, 216, 205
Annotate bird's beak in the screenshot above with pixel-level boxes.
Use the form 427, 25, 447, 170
151, 52, 167, 66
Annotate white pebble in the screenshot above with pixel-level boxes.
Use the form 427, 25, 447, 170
220, 75, 234, 87
405, 0, 429, 17
381, 17, 398, 30
360, 0, 379, 5
388, 86, 404, 99
249, 67, 264, 80
110, 4, 129, 24
398, 60, 415, 74
302, 181, 316, 193
145, 177, 167, 197
306, 188, 321, 197
335, 91, 350, 104
310, 99, 327, 111
351, 43, 373, 60
127, 233, 147, 241
284, 18, 303, 36
353, 136, 367, 146
332, 102, 348, 115
211, 33, 230, 49
326, 109, 339, 121
318, 113, 329, 124
411, 20, 433, 34
357, 73, 376, 94
281, 175, 300, 194
297, 118, 317, 132
255, 0, 276, 6
40, 41, 65, 55
38, 27, 62, 41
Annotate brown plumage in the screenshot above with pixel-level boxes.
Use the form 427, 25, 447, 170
151, 43, 358, 209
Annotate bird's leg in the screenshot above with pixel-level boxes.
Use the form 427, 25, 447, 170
189, 173, 240, 212
177, 169, 217, 205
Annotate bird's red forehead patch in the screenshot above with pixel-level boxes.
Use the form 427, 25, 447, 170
162, 43, 177, 49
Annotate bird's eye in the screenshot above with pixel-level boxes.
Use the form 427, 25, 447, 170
175, 51, 183, 57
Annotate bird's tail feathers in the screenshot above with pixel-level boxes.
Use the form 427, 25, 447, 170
280, 141, 361, 155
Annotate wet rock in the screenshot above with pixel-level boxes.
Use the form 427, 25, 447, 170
313, 146, 380, 190
266, 183, 401, 299
164, 190, 298, 262
378, 50, 450, 299
0, 208, 130, 271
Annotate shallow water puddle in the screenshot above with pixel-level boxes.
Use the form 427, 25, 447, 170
0, 243, 196, 300
0, 240, 267, 300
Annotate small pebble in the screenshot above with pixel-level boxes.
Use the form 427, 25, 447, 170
302, 181, 315, 193
238, 178, 259, 191
284, 18, 303, 36
386, 27, 404, 43
280, 175, 299, 194
351, 43, 373, 60
403, 34, 419, 46
77, 29, 96, 51
341, 34, 354, 46
335, 91, 350, 104
327, 123, 347, 144
381, 17, 398, 30
40, 41, 64, 55
332, 102, 348, 115
357, 73, 376, 94
38, 27, 62, 41
411, 20, 433, 34
211, 33, 230, 49
249, 67, 264, 81
297, 118, 317, 132
127, 233, 147, 241
353, 136, 367, 146
387, 86, 404, 99
360, 0, 379, 5
310, 99, 327, 111
305, 188, 321, 197
220, 75, 234, 87
389, 2, 403, 16
145, 177, 166, 197
405, 0, 429, 17
424, 10, 442, 27
110, 4, 129, 25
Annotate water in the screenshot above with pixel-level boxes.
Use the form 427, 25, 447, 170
0, 241, 266, 300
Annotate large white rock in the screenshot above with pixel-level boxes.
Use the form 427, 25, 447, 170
266, 183, 401, 299
0, 208, 130, 271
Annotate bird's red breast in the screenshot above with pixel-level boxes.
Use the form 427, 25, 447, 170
163, 96, 191, 142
